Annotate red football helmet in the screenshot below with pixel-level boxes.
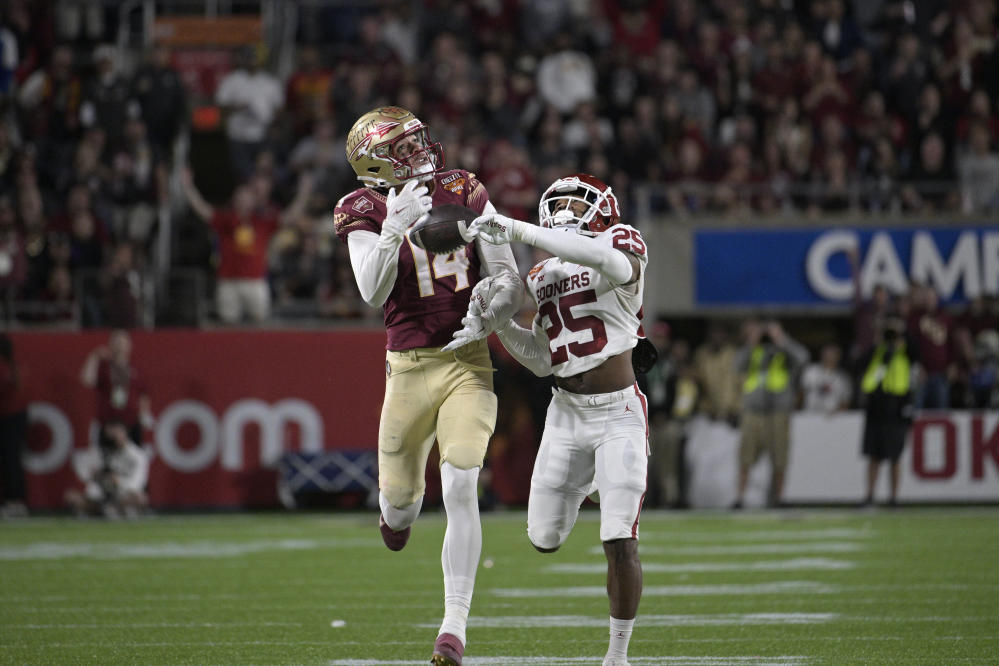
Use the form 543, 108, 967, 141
538, 173, 621, 235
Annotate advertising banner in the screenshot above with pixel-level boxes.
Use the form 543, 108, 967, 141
11, 330, 386, 509
686, 411, 999, 506
694, 227, 999, 306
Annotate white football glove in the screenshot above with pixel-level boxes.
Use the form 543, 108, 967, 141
379, 180, 432, 249
441, 276, 498, 352
468, 213, 531, 246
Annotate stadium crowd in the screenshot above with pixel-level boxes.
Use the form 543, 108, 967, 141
0, 2, 996, 415
0, 0, 996, 328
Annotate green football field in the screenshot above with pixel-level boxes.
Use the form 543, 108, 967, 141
1, 508, 997, 665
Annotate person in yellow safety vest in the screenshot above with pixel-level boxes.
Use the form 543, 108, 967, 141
859, 317, 916, 507
731, 319, 810, 509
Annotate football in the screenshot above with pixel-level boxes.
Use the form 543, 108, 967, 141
409, 204, 477, 254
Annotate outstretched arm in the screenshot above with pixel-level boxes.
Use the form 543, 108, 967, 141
279, 171, 314, 226
470, 213, 638, 285
79, 347, 107, 388
180, 167, 215, 222
495, 317, 553, 377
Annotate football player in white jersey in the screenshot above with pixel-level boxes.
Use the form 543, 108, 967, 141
446, 173, 649, 666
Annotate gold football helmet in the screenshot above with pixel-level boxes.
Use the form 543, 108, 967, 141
345, 106, 445, 188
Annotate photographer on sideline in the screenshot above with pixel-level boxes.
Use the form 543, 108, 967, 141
65, 421, 149, 518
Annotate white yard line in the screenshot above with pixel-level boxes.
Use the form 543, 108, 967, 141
0, 538, 379, 560
546, 558, 855, 574
640, 528, 874, 542
597, 541, 865, 556
328, 658, 811, 665
415, 613, 838, 629
10, 621, 303, 629
491, 581, 836, 598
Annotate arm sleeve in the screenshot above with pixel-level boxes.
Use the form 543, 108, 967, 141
346, 229, 401, 308
475, 200, 523, 328
495, 319, 553, 378
518, 224, 636, 285
780, 337, 811, 369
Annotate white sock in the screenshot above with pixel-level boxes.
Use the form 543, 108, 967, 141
379, 492, 422, 531
604, 616, 635, 662
438, 462, 481, 646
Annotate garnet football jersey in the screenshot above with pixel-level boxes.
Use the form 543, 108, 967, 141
525, 224, 648, 378
334, 169, 490, 351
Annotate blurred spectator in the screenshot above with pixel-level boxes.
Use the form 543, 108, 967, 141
0, 194, 26, 320
956, 89, 999, 142
732, 319, 809, 508
99, 242, 140, 328
181, 168, 312, 324
216, 45, 284, 181
967, 329, 999, 409
0, 334, 28, 517
288, 116, 349, 204
859, 317, 915, 507
480, 139, 536, 222
957, 120, 999, 213
907, 287, 953, 409
800, 343, 852, 413
64, 420, 149, 519
883, 31, 929, 121
283, 46, 333, 139
802, 56, 852, 128
17, 44, 81, 150
692, 321, 740, 425
848, 245, 894, 367
79, 44, 132, 153
860, 135, 902, 212
643, 321, 682, 508
648, 330, 698, 510
537, 50, 597, 114
901, 132, 958, 212
562, 101, 613, 155
129, 45, 186, 161
817, 0, 864, 62
79, 329, 153, 450
271, 226, 329, 312
106, 117, 163, 245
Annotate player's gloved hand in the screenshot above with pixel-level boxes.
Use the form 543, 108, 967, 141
379, 180, 431, 249
441, 277, 498, 352
468, 213, 534, 246
442, 307, 487, 353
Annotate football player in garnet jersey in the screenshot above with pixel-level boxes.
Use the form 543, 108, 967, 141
453, 174, 648, 666
333, 107, 521, 666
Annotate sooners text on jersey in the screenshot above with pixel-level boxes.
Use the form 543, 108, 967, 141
525, 224, 648, 377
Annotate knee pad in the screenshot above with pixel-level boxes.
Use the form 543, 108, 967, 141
440, 462, 479, 507
527, 524, 563, 552
379, 491, 423, 530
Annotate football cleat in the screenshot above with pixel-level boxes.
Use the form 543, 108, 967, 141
378, 514, 411, 551
602, 660, 631, 666
430, 632, 464, 665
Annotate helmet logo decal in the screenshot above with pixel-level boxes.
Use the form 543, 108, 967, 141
348, 121, 401, 160
352, 196, 374, 213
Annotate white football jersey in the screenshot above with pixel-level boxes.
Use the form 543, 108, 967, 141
525, 224, 648, 378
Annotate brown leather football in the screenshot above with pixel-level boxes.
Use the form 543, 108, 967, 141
409, 204, 477, 254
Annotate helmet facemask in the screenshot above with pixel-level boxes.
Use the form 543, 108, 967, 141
538, 174, 620, 235
346, 107, 446, 189
370, 126, 444, 186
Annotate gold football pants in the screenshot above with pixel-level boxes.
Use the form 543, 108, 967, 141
378, 338, 497, 508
